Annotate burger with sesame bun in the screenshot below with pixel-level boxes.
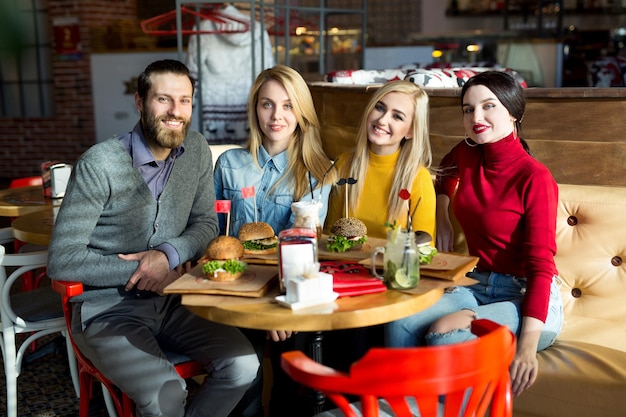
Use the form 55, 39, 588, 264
238, 222, 278, 255
326, 217, 368, 252
201, 235, 248, 282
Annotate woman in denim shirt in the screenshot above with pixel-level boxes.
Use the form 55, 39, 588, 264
214, 65, 336, 417
214, 65, 336, 236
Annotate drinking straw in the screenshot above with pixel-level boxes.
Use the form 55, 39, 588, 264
408, 196, 421, 228
308, 171, 314, 200
319, 161, 336, 203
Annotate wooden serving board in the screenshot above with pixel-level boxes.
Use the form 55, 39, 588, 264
419, 253, 479, 281
242, 253, 278, 265
360, 252, 479, 282
164, 264, 278, 298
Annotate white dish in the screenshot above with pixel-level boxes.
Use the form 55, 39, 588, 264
275, 292, 339, 310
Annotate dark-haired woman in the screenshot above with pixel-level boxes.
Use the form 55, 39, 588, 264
385, 71, 563, 397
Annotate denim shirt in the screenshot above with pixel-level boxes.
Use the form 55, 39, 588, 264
214, 146, 331, 236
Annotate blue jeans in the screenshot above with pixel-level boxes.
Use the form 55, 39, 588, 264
385, 270, 564, 351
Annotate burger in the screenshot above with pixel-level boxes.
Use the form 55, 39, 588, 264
201, 235, 248, 281
326, 217, 368, 252
238, 222, 278, 255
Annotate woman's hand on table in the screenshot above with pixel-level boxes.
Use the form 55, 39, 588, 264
267, 330, 297, 342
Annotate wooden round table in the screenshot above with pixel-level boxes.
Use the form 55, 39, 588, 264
0, 186, 61, 217
170, 261, 477, 416
178, 275, 473, 416
11, 207, 55, 245
181, 282, 447, 332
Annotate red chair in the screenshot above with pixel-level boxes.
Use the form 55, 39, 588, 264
9, 176, 43, 189
281, 319, 516, 417
52, 280, 206, 417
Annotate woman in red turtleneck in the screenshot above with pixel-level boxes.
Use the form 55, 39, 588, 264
385, 71, 563, 397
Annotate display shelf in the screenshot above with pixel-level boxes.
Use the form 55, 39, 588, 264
446, 1, 626, 16
446, 0, 565, 36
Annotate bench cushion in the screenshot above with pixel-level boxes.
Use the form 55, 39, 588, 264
515, 341, 626, 417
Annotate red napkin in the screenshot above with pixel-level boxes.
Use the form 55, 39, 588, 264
333, 278, 387, 297
320, 261, 387, 298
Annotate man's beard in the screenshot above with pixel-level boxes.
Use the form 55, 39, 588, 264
142, 111, 190, 149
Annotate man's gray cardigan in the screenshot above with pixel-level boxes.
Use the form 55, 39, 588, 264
48, 130, 218, 308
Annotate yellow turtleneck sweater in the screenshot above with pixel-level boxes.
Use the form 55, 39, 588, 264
325, 150, 436, 240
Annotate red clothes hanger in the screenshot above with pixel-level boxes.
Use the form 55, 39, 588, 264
140, 4, 250, 36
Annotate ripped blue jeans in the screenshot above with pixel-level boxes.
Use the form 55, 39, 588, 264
385, 270, 564, 351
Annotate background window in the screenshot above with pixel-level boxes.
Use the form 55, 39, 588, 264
0, 0, 54, 117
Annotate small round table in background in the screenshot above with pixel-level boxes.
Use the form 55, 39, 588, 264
11, 208, 55, 245
0, 186, 60, 217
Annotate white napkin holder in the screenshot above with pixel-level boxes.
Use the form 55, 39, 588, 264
276, 271, 338, 310
41, 161, 72, 199
286, 272, 333, 304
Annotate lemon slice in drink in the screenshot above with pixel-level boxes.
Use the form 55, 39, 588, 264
390, 226, 400, 244
394, 268, 412, 288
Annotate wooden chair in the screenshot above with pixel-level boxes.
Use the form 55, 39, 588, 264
52, 280, 206, 417
0, 227, 79, 417
281, 319, 516, 417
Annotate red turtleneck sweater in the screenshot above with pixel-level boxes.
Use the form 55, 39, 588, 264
436, 133, 558, 322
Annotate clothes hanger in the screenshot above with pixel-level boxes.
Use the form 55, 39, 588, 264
140, 4, 250, 36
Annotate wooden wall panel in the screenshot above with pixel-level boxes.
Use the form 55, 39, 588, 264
522, 99, 626, 143
309, 83, 626, 187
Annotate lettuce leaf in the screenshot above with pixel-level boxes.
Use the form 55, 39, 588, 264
418, 245, 438, 264
202, 259, 248, 274
326, 235, 367, 253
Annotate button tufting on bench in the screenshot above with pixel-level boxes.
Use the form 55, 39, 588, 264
571, 288, 582, 298
611, 256, 622, 267
567, 215, 578, 226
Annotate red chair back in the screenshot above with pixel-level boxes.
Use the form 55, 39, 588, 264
281, 319, 516, 417
51, 280, 205, 417
9, 176, 43, 188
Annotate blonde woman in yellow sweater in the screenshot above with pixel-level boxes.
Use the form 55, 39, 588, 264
325, 80, 436, 240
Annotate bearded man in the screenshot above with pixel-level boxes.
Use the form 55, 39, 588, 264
48, 59, 259, 417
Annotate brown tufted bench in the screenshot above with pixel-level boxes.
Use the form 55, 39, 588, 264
503, 184, 626, 417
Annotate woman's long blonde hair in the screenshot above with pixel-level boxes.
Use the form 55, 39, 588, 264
246, 65, 336, 200
342, 80, 432, 222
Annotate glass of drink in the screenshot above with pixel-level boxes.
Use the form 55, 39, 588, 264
291, 201, 323, 240
371, 228, 419, 289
